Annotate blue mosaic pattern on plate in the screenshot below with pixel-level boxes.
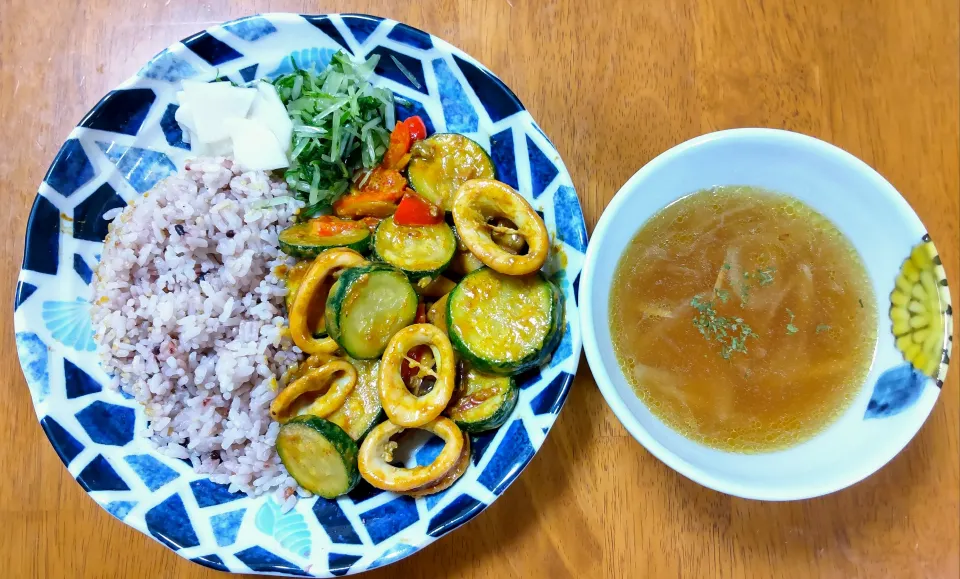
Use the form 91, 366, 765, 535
369, 542, 417, 570
527, 135, 559, 199
40, 416, 83, 465
183, 31, 243, 65
548, 323, 573, 369
303, 16, 352, 53
22, 195, 59, 275
394, 96, 435, 135
255, 499, 312, 558
530, 372, 573, 416
433, 58, 479, 133
64, 358, 102, 399
490, 129, 519, 189
16, 14, 585, 577
267, 47, 336, 77
160, 104, 189, 149
366, 46, 427, 93
865, 364, 929, 418
342, 14, 382, 45
42, 299, 96, 352
452, 54, 524, 123
192, 554, 228, 572
515, 367, 542, 390
106, 500, 137, 520
77, 455, 131, 492
145, 493, 200, 550
469, 430, 498, 467
73, 254, 93, 285
346, 480, 385, 505
140, 50, 197, 82
238, 64, 259, 83
426, 494, 485, 537
224, 16, 278, 41
328, 553, 363, 577
477, 420, 533, 495
79, 89, 156, 136
75, 401, 135, 446
97, 143, 177, 194
235, 546, 309, 576
125, 454, 180, 491
15, 281, 37, 310
361, 496, 419, 543
212, 509, 246, 547
313, 499, 363, 545
191, 479, 244, 507
44, 138, 95, 197
553, 185, 588, 252
73, 182, 125, 243
387, 23, 433, 50
16, 332, 49, 403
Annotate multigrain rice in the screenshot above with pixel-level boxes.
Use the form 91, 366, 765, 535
91, 157, 306, 505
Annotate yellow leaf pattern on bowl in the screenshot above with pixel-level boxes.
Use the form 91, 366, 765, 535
890, 236, 953, 384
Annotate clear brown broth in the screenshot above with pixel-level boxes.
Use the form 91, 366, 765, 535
609, 187, 877, 453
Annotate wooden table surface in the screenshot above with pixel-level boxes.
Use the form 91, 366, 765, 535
1, 0, 957, 577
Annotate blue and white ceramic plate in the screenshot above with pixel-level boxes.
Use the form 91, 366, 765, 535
14, 14, 586, 576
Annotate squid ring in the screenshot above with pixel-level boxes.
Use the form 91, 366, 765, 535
404, 434, 470, 497
290, 248, 367, 354
358, 417, 464, 492
378, 324, 456, 427
270, 360, 357, 423
452, 179, 549, 276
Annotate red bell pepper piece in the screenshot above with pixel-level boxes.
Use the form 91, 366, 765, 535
394, 192, 443, 226
403, 116, 427, 142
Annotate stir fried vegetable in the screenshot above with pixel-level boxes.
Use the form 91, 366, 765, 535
271, 51, 394, 215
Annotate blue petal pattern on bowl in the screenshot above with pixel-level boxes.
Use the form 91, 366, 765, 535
42, 298, 97, 352
13, 13, 586, 577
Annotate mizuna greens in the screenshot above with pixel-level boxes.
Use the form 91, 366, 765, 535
272, 51, 395, 216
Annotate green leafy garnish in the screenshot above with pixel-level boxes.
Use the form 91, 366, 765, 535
786, 309, 799, 334
715, 288, 730, 304
271, 51, 394, 215
816, 324, 831, 334
691, 295, 757, 359
756, 267, 776, 286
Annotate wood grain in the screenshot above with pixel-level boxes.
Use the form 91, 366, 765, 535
0, 0, 957, 577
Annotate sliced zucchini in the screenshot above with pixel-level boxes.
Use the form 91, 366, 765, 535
276, 416, 360, 499
285, 260, 328, 337
446, 366, 518, 432
327, 358, 384, 441
373, 216, 457, 280
447, 268, 563, 375
325, 264, 418, 359
407, 134, 495, 211
279, 222, 371, 258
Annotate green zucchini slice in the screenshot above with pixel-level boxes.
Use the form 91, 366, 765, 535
276, 416, 360, 499
446, 366, 518, 432
279, 222, 371, 259
446, 268, 563, 375
407, 134, 495, 211
326, 358, 385, 441
373, 216, 457, 280
325, 264, 418, 359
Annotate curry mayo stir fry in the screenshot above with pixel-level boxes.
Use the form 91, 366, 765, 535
268, 119, 563, 499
